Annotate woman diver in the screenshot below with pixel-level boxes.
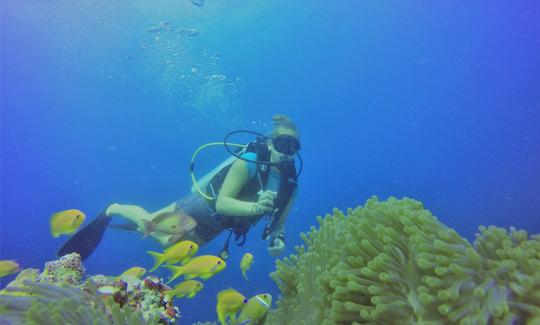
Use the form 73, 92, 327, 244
59, 114, 301, 260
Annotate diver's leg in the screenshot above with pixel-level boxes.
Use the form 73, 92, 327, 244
107, 203, 177, 246
148, 202, 177, 218
106, 204, 151, 228
107, 202, 176, 223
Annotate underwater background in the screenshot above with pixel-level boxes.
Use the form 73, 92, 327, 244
1, 0, 539, 323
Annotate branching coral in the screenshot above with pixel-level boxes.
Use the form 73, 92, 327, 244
267, 196, 540, 325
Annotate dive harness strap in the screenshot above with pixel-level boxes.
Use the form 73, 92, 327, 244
261, 160, 298, 241
219, 225, 250, 260
206, 138, 270, 205
218, 138, 298, 259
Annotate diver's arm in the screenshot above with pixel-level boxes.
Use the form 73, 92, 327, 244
216, 159, 263, 217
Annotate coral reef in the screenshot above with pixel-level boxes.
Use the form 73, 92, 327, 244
0, 280, 154, 324
0, 268, 40, 296
267, 196, 540, 325
37, 252, 85, 285
0, 253, 180, 324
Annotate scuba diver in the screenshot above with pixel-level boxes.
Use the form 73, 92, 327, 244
58, 114, 302, 260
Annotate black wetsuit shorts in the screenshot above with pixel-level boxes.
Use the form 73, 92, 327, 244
175, 193, 225, 244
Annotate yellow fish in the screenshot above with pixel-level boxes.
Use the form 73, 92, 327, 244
0, 260, 21, 278
235, 293, 272, 325
50, 209, 86, 237
115, 266, 146, 281
240, 252, 254, 281
166, 279, 204, 299
165, 255, 226, 284
147, 240, 198, 272
216, 288, 247, 325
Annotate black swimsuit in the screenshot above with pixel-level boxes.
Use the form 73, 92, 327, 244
175, 193, 224, 244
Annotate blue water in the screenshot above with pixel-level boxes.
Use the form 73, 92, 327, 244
1, 0, 539, 323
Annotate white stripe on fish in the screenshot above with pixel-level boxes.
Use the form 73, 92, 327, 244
255, 296, 270, 309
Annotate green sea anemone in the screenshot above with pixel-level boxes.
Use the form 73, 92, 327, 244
267, 196, 540, 324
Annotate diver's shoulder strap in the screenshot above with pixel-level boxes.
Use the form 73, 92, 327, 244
204, 140, 271, 204
245, 138, 271, 186
191, 155, 237, 193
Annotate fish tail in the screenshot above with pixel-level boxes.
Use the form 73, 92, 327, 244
147, 251, 165, 272
164, 265, 184, 284
242, 271, 249, 281
184, 273, 197, 280
141, 219, 153, 237
216, 304, 227, 325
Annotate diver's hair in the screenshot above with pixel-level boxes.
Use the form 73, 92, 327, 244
271, 114, 299, 138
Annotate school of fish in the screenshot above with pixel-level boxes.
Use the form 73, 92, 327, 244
3, 207, 273, 323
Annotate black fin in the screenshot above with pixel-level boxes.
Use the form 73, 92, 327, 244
108, 222, 138, 232
57, 211, 112, 260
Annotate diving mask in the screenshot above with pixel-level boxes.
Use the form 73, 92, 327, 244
272, 135, 301, 156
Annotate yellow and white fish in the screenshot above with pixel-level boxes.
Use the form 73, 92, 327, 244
0, 260, 21, 278
216, 288, 247, 325
166, 280, 204, 299
165, 255, 226, 284
240, 252, 254, 281
50, 209, 86, 237
115, 266, 146, 281
235, 293, 272, 325
147, 240, 198, 272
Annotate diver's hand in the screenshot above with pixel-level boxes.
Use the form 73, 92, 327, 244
253, 190, 276, 215
268, 238, 285, 257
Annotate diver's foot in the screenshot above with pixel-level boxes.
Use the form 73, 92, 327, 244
105, 203, 121, 216
104, 203, 148, 233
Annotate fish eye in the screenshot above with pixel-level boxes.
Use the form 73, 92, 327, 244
172, 225, 177, 229
217, 261, 221, 264
190, 244, 193, 248
243, 299, 248, 303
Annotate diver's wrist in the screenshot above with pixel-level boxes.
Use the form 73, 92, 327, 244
250, 202, 259, 215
